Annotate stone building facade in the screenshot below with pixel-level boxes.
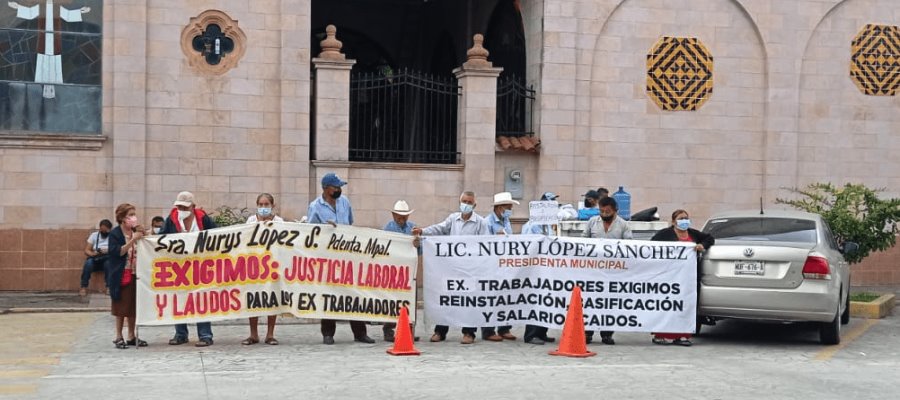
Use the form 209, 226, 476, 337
0, 0, 897, 291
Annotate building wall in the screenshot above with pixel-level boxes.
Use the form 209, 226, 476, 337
0, 0, 897, 290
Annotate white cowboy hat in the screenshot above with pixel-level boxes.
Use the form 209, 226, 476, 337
493, 192, 520, 206
391, 200, 414, 216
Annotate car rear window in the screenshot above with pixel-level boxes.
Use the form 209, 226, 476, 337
702, 217, 817, 243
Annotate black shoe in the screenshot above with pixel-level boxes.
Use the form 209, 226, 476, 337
383, 333, 395, 342
355, 335, 375, 344
585, 336, 593, 345
195, 338, 213, 347
323, 336, 335, 345
168, 336, 188, 345
525, 337, 545, 345
601, 336, 615, 345
539, 336, 556, 343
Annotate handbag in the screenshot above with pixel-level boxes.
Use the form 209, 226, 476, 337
121, 268, 133, 286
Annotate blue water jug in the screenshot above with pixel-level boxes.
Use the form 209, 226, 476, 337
613, 186, 631, 220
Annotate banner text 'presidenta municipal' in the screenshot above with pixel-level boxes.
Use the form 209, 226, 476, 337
423, 235, 697, 333
136, 222, 418, 326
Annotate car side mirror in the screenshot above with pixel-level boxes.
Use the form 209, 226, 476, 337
841, 242, 859, 255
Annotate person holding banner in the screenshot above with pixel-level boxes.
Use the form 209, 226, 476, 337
307, 173, 376, 345
162, 191, 218, 347
107, 203, 148, 349
582, 196, 633, 345
381, 200, 420, 343
412, 191, 490, 345
243, 193, 284, 346
649, 209, 714, 346
521, 191, 560, 345
483, 192, 520, 342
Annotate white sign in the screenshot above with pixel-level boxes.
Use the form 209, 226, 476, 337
528, 201, 559, 225
423, 235, 697, 332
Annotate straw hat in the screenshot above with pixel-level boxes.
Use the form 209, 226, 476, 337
493, 192, 520, 206
391, 200, 414, 216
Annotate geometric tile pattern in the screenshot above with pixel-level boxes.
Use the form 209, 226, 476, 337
850, 24, 900, 96
646, 36, 714, 111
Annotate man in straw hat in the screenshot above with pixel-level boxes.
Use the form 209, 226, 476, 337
381, 200, 420, 343
481, 191, 521, 341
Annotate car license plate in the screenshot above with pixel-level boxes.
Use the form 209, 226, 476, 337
734, 261, 764, 276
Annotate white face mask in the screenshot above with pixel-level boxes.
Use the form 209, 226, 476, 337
177, 210, 192, 220
152, 227, 161, 234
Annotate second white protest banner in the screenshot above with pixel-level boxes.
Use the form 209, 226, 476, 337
423, 235, 697, 333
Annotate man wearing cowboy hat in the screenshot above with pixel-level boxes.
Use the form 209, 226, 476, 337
481, 192, 520, 341
381, 200, 420, 343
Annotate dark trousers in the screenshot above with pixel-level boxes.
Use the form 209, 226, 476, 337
434, 325, 478, 338
80, 256, 109, 288
585, 330, 614, 340
321, 319, 367, 338
481, 325, 512, 338
524, 324, 549, 341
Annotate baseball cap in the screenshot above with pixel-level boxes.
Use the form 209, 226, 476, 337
321, 173, 347, 188
173, 191, 195, 207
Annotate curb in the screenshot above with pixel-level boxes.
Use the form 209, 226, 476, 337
6, 307, 110, 314
850, 293, 895, 319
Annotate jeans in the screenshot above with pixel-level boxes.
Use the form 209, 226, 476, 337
80, 256, 108, 288
174, 322, 213, 341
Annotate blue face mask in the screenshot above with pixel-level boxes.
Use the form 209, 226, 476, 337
676, 219, 691, 230
459, 203, 475, 214
257, 207, 272, 217
501, 209, 513, 219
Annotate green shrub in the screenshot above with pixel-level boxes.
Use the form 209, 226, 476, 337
777, 183, 900, 263
211, 206, 252, 227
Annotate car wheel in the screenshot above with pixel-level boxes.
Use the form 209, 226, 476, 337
819, 304, 841, 345
840, 289, 850, 325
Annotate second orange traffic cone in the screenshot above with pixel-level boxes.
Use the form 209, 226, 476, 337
387, 306, 421, 356
549, 286, 596, 358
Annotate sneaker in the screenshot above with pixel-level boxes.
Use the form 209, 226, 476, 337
652, 337, 669, 345
168, 337, 188, 345
525, 337, 546, 345
673, 338, 693, 347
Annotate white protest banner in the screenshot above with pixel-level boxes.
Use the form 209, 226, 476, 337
423, 235, 696, 333
528, 201, 559, 226
136, 222, 418, 326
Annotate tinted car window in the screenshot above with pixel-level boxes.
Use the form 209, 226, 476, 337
703, 217, 818, 243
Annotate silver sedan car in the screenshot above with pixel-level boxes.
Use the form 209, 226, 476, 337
698, 210, 858, 344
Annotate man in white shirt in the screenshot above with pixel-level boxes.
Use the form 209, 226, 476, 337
582, 196, 632, 345
79, 219, 112, 297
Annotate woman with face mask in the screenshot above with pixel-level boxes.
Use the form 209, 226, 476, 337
649, 209, 715, 346
106, 203, 148, 349
243, 193, 284, 345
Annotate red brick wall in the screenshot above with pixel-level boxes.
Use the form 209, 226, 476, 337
851, 243, 900, 286
0, 228, 104, 292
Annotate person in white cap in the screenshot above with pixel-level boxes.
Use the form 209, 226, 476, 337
481, 192, 520, 341
161, 191, 218, 347
381, 200, 420, 343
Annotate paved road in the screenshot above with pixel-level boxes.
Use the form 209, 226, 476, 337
1, 304, 898, 399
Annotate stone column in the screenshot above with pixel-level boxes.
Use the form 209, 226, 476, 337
454, 34, 503, 200
311, 25, 355, 161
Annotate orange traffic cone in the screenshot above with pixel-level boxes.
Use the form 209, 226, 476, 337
549, 286, 596, 357
387, 306, 421, 356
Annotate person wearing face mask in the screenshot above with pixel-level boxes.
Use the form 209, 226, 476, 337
79, 219, 113, 297
649, 209, 714, 346
306, 173, 375, 345
581, 196, 633, 345
482, 192, 520, 341
106, 203, 148, 349
381, 200, 420, 343
161, 191, 218, 347
521, 192, 560, 345
412, 191, 490, 344
578, 190, 602, 220
243, 193, 284, 346
150, 216, 164, 235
